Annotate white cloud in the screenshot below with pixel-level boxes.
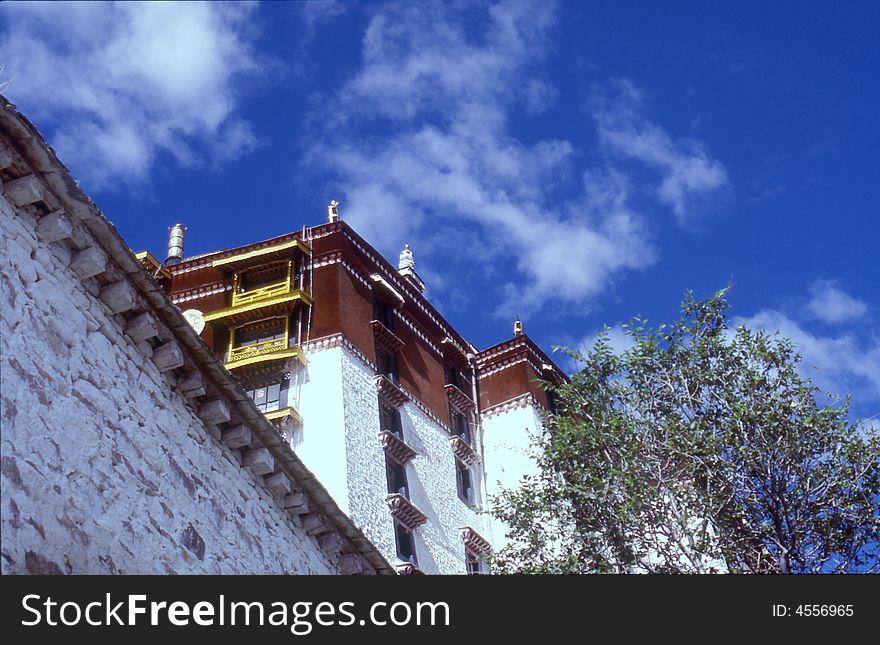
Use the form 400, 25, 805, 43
0, 2, 262, 189
734, 309, 880, 408
522, 78, 559, 116
589, 80, 730, 223
805, 279, 869, 324
302, 0, 726, 314
579, 325, 638, 355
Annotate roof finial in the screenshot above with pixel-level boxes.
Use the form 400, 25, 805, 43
398, 243, 415, 272
397, 243, 425, 293
514, 316, 524, 337
328, 200, 340, 223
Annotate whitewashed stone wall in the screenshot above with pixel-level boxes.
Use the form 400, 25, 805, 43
481, 402, 546, 549
402, 395, 486, 575
0, 195, 340, 575
297, 342, 488, 574
340, 347, 398, 564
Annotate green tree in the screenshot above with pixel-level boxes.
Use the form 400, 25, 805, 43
492, 288, 880, 574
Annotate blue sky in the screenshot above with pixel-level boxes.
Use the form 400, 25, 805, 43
1, 1, 878, 422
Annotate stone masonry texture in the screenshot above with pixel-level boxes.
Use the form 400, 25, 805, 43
0, 193, 342, 575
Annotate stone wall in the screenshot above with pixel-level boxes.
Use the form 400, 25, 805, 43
0, 196, 345, 574
340, 346, 399, 564
402, 385, 486, 575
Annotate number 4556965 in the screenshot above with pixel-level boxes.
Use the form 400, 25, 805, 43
795, 605, 853, 617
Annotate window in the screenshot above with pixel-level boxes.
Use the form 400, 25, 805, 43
246, 375, 290, 412
386, 457, 409, 498
466, 550, 488, 575
380, 399, 403, 438
374, 299, 396, 332
238, 262, 287, 292
377, 350, 399, 385
451, 411, 471, 445
445, 365, 464, 389
395, 522, 417, 565
235, 318, 286, 348
456, 460, 474, 505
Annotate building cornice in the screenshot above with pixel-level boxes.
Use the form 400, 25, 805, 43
170, 282, 232, 305
169, 230, 304, 272
481, 392, 545, 420
476, 334, 568, 385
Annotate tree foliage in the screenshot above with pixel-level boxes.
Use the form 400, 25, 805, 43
492, 288, 880, 573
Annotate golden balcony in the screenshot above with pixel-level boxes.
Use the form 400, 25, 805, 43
226, 338, 306, 370
265, 406, 303, 425
212, 238, 310, 272
222, 313, 304, 384
204, 284, 310, 328
231, 279, 294, 307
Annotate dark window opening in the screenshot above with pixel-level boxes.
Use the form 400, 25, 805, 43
377, 350, 399, 385
466, 550, 488, 575
456, 460, 474, 505
451, 411, 471, 445
374, 299, 396, 332
380, 399, 403, 438
445, 365, 464, 389
546, 388, 559, 415
395, 522, 417, 565
386, 457, 409, 499
235, 318, 286, 348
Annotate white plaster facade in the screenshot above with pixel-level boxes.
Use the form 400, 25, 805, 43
481, 399, 546, 549
294, 341, 488, 574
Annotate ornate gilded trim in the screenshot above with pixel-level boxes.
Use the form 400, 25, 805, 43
264, 406, 303, 425
212, 238, 310, 270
